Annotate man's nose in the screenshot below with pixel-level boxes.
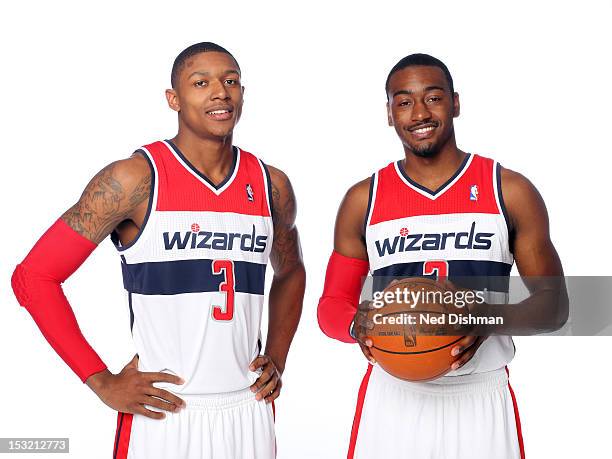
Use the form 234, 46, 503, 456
412, 100, 431, 121
210, 80, 230, 100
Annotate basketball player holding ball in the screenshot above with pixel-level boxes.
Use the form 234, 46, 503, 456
318, 54, 567, 458
11, 43, 305, 458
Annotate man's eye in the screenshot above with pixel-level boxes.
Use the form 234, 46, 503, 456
194, 80, 207, 87
428, 96, 441, 103
399, 100, 412, 107
225, 79, 238, 85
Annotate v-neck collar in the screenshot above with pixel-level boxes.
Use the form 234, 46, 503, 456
164, 139, 240, 196
394, 153, 473, 200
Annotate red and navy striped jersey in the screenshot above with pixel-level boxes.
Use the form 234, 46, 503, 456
113, 140, 274, 394
365, 153, 515, 375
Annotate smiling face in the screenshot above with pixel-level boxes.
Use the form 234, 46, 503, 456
166, 51, 243, 140
386, 65, 460, 158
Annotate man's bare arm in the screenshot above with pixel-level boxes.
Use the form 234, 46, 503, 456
471, 168, 568, 334
502, 167, 564, 278
61, 153, 151, 244
265, 165, 305, 372
268, 166, 304, 281
334, 177, 371, 260
250, 165, 305, 403
14, 153, 186, 419
501, 167, 568, 331
329, 178, 375, 358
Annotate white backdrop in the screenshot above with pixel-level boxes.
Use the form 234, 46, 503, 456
1, 1, 611, 458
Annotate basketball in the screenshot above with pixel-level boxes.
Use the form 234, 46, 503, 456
367, 277, 471, 381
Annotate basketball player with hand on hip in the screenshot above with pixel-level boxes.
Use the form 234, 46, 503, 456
11, 42, 305, 459
317, 54, 567, 458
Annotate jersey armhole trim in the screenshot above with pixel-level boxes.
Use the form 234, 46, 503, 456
494, 161, 512, 236
363, 173, 378, 235
259, 160, 274, 220
113, 147, 158, 253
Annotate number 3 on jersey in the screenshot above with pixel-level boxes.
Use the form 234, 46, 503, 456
212, 260, 235, 321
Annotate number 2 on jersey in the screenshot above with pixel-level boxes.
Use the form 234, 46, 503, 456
212, 260, 235, 321
423, 260, 449, 278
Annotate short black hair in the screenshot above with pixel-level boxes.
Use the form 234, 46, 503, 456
385, 53, 454, 96
171, 42, 240, 88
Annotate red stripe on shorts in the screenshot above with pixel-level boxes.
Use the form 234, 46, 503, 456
506, 367, 526, 459
347, 364, 373, 459
113, 412, 134, 459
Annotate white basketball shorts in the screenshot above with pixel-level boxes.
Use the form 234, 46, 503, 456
113, 387, 276, 459
349, 365, 525, 459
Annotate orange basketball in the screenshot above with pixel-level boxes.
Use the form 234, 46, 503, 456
367, 277, 471, 382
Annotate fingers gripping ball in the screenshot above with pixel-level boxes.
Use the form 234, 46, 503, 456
367, 277, 472, 381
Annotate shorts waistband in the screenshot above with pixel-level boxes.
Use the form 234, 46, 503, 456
180, 387, 257, 410
373, 365, 509, 396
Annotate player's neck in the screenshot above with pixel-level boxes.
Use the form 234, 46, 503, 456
170, 131, 235, 185
401, 139, 467, 191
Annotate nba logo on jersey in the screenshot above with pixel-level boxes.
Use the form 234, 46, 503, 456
246, 183, 254, 202
470, 184, 479, 201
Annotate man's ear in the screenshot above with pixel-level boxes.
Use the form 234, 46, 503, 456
165, 88, 180, 113
233, 85, 245, 122
453, 92, 460, 118
387, 101, 393, 126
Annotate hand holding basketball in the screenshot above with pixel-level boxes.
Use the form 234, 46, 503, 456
366, 277, 479, 381
450, 335, 488, 371
436, 279, 488, 370
86, 354, 186, 420
353, 301, 377, 364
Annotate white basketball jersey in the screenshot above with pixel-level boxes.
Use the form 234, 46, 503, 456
112, 140, 274, 394
364, 153, 515, 375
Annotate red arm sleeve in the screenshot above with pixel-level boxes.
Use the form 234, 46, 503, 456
317, 251, 369, 343
11, 219, 108, 382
